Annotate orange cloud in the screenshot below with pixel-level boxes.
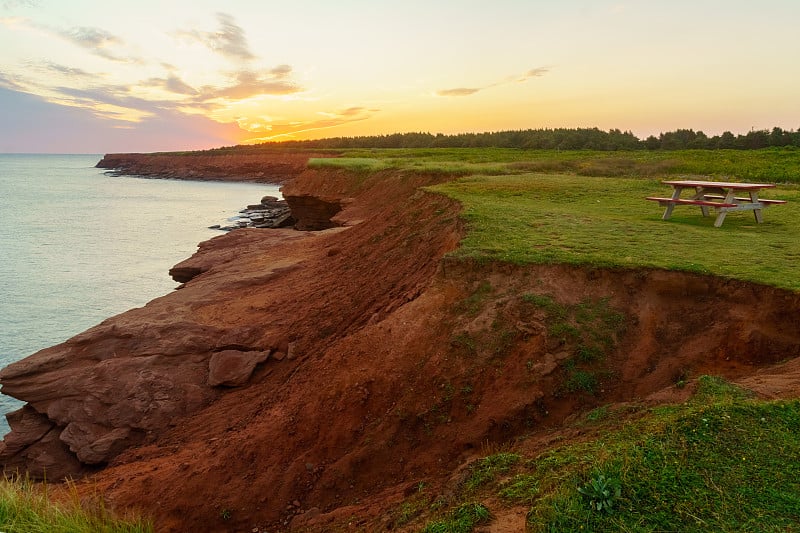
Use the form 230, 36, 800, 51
437, 66, 551, 97
436, 87, 481, 96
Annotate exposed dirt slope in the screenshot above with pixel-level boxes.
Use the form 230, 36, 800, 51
2, 159, 800, 532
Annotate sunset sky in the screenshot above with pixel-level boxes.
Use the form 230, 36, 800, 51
1, 0, 799, 153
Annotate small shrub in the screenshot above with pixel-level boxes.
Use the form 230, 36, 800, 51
564, 368, 598, 394
576, 344, 603, 362
577, 474, 621, 513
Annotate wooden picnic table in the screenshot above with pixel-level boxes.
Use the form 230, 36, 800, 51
647, 180, 786, 227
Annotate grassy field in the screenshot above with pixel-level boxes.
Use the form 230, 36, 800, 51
433, 173, 800, 290
312, 148, 800, 291
312, 146, 800, 183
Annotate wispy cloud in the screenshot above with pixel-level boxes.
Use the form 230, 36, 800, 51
243, 106, 379, 142
2, 0, 38, 9
3, 16, 140, 63
175, 12, 255, 62
56, 26, 134, 62
1, 9, 368, 143
142, 74, 198, 96
437, 87, 481, 97
437, 66, 551, 97
516, 67, 550, 82
37, 61, 96, 79
198, 68, 301, 101
0, 70, 25, 90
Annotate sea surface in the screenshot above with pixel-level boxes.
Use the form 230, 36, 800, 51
0, 154, 280, 436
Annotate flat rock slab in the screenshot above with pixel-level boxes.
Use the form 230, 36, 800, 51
208, 350, 271, 387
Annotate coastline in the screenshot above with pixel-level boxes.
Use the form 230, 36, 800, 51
2, 151, 799, 532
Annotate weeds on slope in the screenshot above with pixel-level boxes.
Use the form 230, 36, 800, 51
401, 376, 799, 532
0, 476, 152, 533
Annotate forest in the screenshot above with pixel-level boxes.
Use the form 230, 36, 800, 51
258, 126, 800, 151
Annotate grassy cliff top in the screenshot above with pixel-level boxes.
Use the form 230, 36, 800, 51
312, 148, 800, 291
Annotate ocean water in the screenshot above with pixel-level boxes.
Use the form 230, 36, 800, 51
0, 154, 280, 436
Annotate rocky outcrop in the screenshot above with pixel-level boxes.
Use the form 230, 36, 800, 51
207, 349, 272, 387
284, 194, 342, 230
208, 196, 295, 232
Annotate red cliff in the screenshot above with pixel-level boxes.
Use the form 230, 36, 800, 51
2, 152, 800, 532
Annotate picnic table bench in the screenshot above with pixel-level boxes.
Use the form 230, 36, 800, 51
647, 180, 786, 227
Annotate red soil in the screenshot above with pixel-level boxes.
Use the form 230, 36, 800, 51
5, 155, 800, 532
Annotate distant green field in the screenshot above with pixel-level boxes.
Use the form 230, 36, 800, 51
312, 148, 800, 291
312, 146, 800, 183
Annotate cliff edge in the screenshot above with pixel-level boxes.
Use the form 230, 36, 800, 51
2, 152, 800, 532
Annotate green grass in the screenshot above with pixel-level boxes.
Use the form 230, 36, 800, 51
312, 147, 800, 183
413, 376, 800, 532
519, 376, 800, 532
431, 173, 800, 290
0, 476, 151, 532
312, 148, 800, 290
463, 453, 521, 492
421, 502, 492, 533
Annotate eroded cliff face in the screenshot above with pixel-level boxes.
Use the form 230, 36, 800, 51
2, 156, 800, 532
95, 151, 332, 183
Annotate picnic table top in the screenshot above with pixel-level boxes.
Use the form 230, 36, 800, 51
662, 180, 776, 190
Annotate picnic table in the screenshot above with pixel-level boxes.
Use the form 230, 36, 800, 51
647, 180, 786, 227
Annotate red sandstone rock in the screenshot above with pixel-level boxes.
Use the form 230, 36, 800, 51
208, 350, 271, 387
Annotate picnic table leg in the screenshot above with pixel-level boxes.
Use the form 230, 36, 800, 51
713, 189, 736, 227
663, 187, 682, 219
691, 186, 711, 217
750, 191, 764, 223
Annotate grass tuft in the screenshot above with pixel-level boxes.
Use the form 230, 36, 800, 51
0, 476, 152, 532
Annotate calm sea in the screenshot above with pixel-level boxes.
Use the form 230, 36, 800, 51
0, 154, 280, 436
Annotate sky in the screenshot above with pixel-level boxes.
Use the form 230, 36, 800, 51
1, 0, 799, 153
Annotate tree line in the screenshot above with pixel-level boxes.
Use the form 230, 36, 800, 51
262, 127, 800, 151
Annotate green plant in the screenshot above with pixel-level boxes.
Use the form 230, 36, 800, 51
522, 293, 566, 318
584, 405, 610, 422
498, 474, 539, 503
577, 474, 621, 513
422, 502, 492, 533
451, 332, 477, 356
464, 453, 521, 492
563, 366, 598, 394
393, 483, 431, 527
